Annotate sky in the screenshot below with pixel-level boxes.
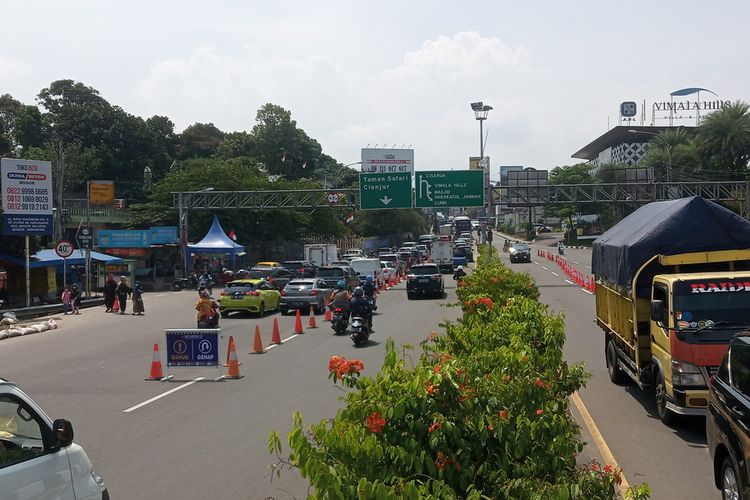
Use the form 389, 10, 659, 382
2, 0, 748, 180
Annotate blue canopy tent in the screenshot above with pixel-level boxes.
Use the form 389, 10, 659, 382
187, 216, 245, 269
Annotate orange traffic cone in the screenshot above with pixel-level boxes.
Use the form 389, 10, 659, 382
294, 309, 304, 334
252, 325, 264, 354
271, 318, 282, 344
308, 305, 318, 329
145, 343, 164, 380
324, 304, 332, 322
226, 336, 244, 378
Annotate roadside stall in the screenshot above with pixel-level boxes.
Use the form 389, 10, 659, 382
188, 216, 245, 274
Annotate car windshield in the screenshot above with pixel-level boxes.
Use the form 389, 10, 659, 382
350, 261, 375, 273
317, 268, 344, 278
286, 281, 315, 290
672, 279, 750, 341
512, 244, 530, 251
411, 266, 440, 275
224, 282, 259, 293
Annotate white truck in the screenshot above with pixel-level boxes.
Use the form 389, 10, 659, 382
438, 224, 453, 237
304, 243, 338, 268
431, 240, 454, 273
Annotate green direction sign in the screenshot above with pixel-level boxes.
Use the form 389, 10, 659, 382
359, 172, 412, 210
415, 170, 484, 208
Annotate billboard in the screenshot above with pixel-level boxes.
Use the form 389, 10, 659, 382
89, 180, 115, 205
98, 229, 151, 248
1, 158, 54, 236
505, 168, 549, 204
361, 149, 414, 174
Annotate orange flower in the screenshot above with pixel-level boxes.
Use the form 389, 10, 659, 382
603, 464, 613, 474
428, 421, 442, 433
328, 355, 343, 372
498, 409, 508, 419
425, 383, 439, 396
535, 409, 544, 415
366, 411, 387, 433
534, 379, 545, 388
330, 357, 364, 380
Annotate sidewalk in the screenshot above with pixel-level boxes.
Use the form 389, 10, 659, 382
2, 297, 105, 321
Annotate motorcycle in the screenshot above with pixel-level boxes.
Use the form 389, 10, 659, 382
173, 274, 199, 291
558, 243, 565, 256
331, 307, 349, 335
365, 294, 377, 312
350, 316, 370, 346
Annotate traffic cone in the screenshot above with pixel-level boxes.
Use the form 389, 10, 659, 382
271, 318, 282, 344
252, 325, 264, 354
308, 306, 318, 329
324, 304, 332, 322
145, 343, 164, 380
226, 336, 244, 378
294, 309, 304, 334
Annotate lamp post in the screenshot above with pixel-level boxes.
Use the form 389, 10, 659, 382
628, 129, 672, 183
324, 161, 362, 188
471, 101, 493, 221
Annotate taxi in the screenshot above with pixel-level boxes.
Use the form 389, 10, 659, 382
255, 261, 282, 268
218, 278, 281, 317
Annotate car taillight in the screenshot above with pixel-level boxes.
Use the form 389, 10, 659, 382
298, 268, 305, 273
245, 291, 260, 296
280, 290, 287, 296
309, 290, 319, 296
334, 307, 343, 313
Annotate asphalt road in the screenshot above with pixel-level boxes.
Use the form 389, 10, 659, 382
497, 232, 717, 500
0, 279, 462, 499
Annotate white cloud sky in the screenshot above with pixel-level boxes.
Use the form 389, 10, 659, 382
2, 0, 748, 178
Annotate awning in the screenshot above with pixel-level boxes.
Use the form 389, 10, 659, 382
31, 249, 124, 266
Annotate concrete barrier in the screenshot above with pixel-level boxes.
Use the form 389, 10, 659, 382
2, 298, 105, 321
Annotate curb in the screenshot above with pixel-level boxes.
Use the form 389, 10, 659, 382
3, 298, 105, 321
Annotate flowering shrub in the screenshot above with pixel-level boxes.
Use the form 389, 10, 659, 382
269, 247, 650, 499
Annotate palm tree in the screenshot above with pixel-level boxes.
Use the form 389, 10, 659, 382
697, 101, 750, 178
639, 128, 701, 181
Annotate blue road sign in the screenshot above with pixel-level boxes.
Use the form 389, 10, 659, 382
165, 329, 220, 367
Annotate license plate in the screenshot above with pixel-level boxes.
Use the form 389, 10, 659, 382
418, 278, 429, 283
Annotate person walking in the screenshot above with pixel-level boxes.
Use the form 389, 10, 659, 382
103, 274, 117, 312
132, 281, 145, 315
70, 284, 81, 315
61, 286, 72, 315
115, 276, 131, 315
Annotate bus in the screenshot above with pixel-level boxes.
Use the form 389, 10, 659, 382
453, 216, 472, 236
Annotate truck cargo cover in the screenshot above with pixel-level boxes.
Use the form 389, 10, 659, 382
592, 196, 750, 288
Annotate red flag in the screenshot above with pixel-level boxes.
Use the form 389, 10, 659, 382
301, 160, 307, 169
229, 230, 237, 241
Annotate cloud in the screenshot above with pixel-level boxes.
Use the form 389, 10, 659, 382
132, 31, 547, 169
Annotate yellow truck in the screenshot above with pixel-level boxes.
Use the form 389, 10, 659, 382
593, 197, 750, 425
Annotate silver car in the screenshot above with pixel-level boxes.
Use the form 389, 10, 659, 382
280, 278, 333, 315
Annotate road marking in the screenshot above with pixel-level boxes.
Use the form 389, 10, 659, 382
542, 266, 549, 271
586, 265, 592, 269
282, 334, 299, 343
153, 293, 167, 297
551, 272, 559, 276
565, 279, 574, 285
572, 260, 579, 264
582, 288, 594, 295
123, 377, 205, 413
533, 261, 540, 266
570, 391, 630, 493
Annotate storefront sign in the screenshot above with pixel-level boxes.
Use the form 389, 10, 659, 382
1, 158, 53, 236
150, 226, 178, 244
97, 229, 151, 248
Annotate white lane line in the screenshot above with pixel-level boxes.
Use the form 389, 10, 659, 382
533, 261, 540, 266
153, 293, 167, 297
542, 266, 549, 271
572, 260, 579, 265
123, 377, 205, 413
586, 265, 592, 269
582, 289, 594, 295
266, 332, 304, 350
565, 279, 574, 285
282, 334, 300, 343
551, 272, 559, 276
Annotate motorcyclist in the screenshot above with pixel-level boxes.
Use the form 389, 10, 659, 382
329, 280, 351, 320
199, 271, 214, 295
558, 241, 565, 255
453, 265, 467, 281
362, 275, 378, 310
349, 286, 373, 331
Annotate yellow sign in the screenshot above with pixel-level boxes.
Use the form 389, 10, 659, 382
469, 156, 490, 170
89, 180, 115, 205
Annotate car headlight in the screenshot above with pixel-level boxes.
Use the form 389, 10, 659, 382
671, 360, 705, 387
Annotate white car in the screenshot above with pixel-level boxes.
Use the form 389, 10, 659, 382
0, 378, 109, 499
340, 248, 364, 261
349, 258, 384, 285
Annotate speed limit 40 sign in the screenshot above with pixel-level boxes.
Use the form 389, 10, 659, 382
54, 240, 75, 258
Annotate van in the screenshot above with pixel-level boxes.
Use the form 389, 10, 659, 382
340, 248, 364, 261
0, 378, 109, 499
349, 258, 384, 285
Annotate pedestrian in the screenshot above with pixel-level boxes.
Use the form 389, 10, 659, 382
61, 286, 72, 315
132, 281, 145, 315
115, 276, 131, 315
70, 284, 81, 315
103, 274, 117, 312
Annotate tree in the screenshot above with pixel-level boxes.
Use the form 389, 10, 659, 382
638, 128, 701, 181
0, 94, 24, 156
697, 101, 750, 178
15, 105, 47, 151
216, 131, 254, 159
351, 209, 428, 238
546, 163, 595, 240
176, 123, 225, 159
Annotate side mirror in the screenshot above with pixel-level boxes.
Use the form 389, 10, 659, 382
52, 419, 74, 448
650, 300, 665, 323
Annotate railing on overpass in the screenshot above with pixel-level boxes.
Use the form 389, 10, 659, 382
172, 189, 360, 209
62, 198, 130, 224
493, 181, 749, 207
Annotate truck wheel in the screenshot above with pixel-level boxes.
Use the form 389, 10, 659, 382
654, 372, 674, 425
606, 339, 627, 384
720, 456, 740, 500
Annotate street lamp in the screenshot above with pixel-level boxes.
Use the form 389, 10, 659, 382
471, 101, 493, 221
628, 129, 672, 182
324, 161, 362, 188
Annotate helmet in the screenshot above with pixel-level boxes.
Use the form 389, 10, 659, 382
457, 266, 464, 271
336, 280, 346, 290
366, 275, 373, 282
353, 286, 364, 297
